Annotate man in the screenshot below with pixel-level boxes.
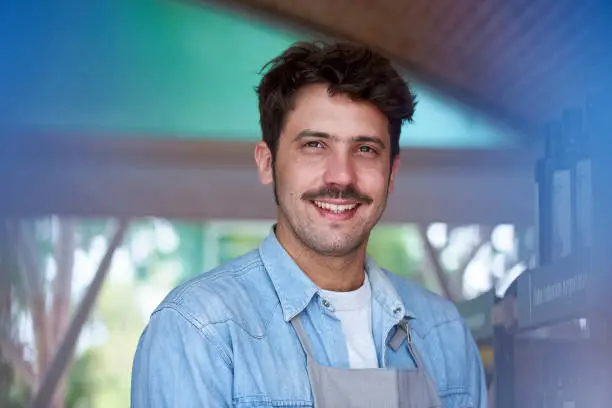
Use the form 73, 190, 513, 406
131, 41, 486, 407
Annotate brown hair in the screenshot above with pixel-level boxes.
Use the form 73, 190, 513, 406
256, 41, 417, 162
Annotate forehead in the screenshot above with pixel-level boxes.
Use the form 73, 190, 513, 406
283, 84, 389, 141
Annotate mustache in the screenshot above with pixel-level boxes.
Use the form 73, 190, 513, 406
301, 186, 373, 204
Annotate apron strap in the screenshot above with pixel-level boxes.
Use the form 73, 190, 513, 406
388, 318, 425, 369
293, 315, 426, 370
290, 316, 315, 360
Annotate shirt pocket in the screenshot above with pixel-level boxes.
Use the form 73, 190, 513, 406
233, 395, 313, 407
439, 389, 474, 408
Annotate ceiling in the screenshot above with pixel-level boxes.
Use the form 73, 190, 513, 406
219, 0, 612, 143
1, 0, 527, 149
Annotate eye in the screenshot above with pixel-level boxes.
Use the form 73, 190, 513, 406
358, 145, 378, 155
303, 140, 324, 149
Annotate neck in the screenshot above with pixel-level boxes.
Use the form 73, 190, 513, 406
274, 222, 367, 292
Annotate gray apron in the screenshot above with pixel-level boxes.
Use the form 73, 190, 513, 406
291, 316, 442, 408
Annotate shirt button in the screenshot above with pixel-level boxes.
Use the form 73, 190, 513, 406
322, 299, 331, 308
393, 306, 403, 315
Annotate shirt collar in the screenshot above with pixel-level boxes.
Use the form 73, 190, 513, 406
365, 256, 417, 320
259, 228, 319, 322
259, 226, 417, 322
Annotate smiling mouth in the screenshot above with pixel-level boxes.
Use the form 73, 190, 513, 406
311, 200, 362, 219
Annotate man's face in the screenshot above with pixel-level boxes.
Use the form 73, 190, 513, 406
255, 84, 399, 257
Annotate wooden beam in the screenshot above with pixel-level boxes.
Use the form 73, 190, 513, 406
2, 132, 538, 170
0, 135, 537, 225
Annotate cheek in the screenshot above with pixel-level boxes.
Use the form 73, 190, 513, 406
276, 167, 317, 198
284, 163, 324, 186
358, 170, 390, 196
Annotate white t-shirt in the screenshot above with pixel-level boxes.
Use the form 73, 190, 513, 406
320, 274, 379, 369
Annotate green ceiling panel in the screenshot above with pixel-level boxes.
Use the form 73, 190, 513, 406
0, 0, 522, 148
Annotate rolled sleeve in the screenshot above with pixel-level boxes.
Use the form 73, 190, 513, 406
131, 307, 233, 408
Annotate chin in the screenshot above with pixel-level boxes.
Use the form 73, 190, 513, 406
305, 235, 366, 257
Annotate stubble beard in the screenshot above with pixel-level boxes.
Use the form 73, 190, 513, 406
272, 166, 390, 258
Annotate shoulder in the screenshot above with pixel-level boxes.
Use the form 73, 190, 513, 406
151, 249, 280, 338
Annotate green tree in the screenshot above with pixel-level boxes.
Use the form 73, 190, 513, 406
0, 217, 128, 408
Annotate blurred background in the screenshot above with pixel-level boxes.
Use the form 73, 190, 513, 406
0, 0, 610, 407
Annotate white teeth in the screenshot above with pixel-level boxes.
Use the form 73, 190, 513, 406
313, 201, 358, 213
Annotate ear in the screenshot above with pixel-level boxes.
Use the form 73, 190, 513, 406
388, 156, 400, 194
254, 141, 274, 185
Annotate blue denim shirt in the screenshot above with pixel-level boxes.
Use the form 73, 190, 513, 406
131, 230, 487, 407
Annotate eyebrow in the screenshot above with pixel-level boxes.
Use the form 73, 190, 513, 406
295, 130, 386, 149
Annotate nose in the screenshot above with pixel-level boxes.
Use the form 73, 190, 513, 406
322, 151, 356, 187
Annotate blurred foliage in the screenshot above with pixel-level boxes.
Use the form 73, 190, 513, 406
88, 280, 147, 407
218, 233, 267, 265
0, 220, 30, 408
0, 358, 29, 408
212, 222, 424, 284
65, 349, 99, 408
367, 224, 420, 281
0, 349, 104, 408
0, 217, 120, 408
129, 220, 204, 284
121, 220, 426, 288
0, 218, 431, 407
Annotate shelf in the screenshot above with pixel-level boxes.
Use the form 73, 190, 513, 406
515, 318, 590, 341
456, 290, 496, 341
516, 250, 590, 331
